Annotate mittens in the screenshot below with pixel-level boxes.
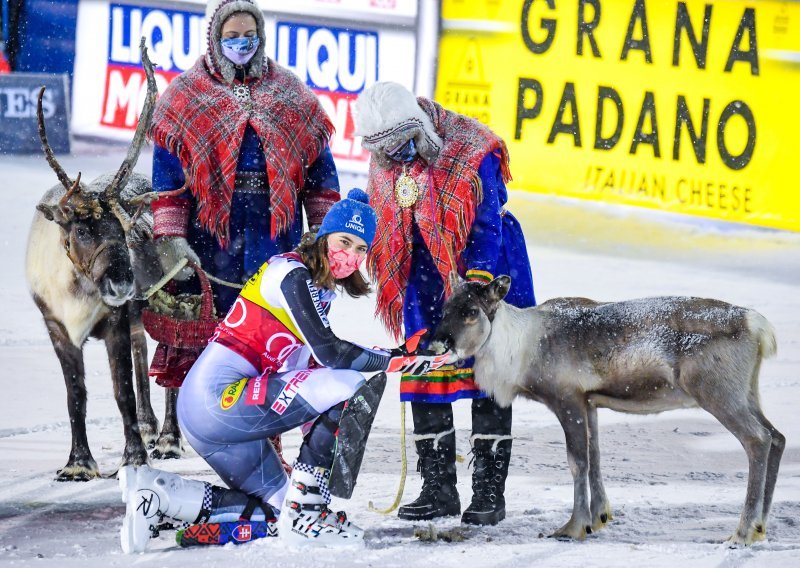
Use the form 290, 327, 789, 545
155, 236, 200, 282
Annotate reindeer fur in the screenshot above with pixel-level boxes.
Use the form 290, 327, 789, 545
26, 173, 183, 479
27, 43, 184, 480
431, 278, 784, 546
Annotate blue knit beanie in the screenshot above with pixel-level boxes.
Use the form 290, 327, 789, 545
316, 188, 377, 249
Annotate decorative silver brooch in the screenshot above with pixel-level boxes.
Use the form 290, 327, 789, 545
232, 84, 251, 103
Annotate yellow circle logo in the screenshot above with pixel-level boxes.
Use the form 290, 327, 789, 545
220, 378, 248, 410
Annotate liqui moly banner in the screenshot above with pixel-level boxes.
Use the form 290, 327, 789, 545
72, 1, 204, 137
70, 0, 416, 174
102, 3, 204, 129
276, 22, 378, 165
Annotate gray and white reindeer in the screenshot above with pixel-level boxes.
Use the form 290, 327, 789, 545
25, 41, 182, 480
430, 275, 784, 546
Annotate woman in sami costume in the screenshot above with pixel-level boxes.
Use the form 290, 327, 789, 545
354, 82, 536, 526
147, 0, 339, 434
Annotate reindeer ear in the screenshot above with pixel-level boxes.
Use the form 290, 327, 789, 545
448, 270, 462, 291
37, 203, 68, 225
486, 275, 512, 303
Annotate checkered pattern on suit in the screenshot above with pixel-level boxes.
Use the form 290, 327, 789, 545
293, 461, 332, 504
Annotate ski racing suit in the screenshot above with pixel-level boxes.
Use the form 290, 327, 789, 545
177, 252, 390, 512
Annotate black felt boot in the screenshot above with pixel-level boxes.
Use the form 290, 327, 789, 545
398, 402, 460, 521
462, 398, 513, 526
461, 436, 512, 526
397, 431, 461, 520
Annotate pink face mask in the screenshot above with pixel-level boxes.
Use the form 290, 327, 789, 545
327, 246, 364, 279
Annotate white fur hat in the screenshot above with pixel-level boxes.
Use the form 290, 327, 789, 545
354, 82, 443, 166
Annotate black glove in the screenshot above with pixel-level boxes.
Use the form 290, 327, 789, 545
389, 328, 430, 356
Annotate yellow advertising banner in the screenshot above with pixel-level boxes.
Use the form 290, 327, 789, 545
436, 0, 800, 232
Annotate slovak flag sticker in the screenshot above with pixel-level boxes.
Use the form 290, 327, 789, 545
233, 523, 252, 541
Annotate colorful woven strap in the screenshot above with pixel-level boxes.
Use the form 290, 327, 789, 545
152, 196, 190, 239
465, 269, 493, 283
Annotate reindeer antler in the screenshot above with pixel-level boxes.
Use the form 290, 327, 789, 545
128, 181, 189, 207
105, 37, 159, 232
57, 172, 82, 215
58, 172, 81, 218
37, 87, 75, 192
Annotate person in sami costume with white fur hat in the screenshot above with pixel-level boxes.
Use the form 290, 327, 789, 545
354, 82, 537, 526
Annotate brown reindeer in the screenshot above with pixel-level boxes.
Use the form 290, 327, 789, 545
430, 276, 784, 546
25, 41, 181, 480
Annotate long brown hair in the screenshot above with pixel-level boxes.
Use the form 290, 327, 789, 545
295, 232, 371, 298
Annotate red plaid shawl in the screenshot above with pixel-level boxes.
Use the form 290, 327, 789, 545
151, 58, 333, 246
366, 98, 511, 339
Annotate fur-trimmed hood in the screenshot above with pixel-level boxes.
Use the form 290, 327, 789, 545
354, 82, 443, 168
205, 0, 266, 84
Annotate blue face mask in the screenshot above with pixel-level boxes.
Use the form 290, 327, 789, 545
387, 138, 417, 163
220, 36, 260, 65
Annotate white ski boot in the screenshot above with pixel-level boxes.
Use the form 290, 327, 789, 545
119, 464, 206, 553
277, 463, 364, 547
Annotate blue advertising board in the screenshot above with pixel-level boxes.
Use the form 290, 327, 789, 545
14, 0, 79, 76
0, 73, 71, 154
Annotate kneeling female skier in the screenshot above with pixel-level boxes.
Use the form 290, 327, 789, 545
120, 189, 447, 552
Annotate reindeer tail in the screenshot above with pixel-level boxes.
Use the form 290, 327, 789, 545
747, 310, 777, 359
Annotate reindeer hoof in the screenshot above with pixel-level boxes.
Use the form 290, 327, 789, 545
141, 435, 157, 450
726, 522, 767, 547
591, 510, 613, 532
103, 467, 120, 480
725, 537, 745, 548
150, 435, 183, 460
550, 518, 590, 541
150, 447, 181, 460
725, 527, 767, 548
56, 460, 100, 482
122, 447, 149, 468
725, 535, 753, 548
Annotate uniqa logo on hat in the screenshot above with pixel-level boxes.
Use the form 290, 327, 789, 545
345, 213, 365, 234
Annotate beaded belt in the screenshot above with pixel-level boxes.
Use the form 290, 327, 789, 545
234, 171, 268, 194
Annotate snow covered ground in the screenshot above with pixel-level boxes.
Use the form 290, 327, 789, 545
1, 144, 799, 567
